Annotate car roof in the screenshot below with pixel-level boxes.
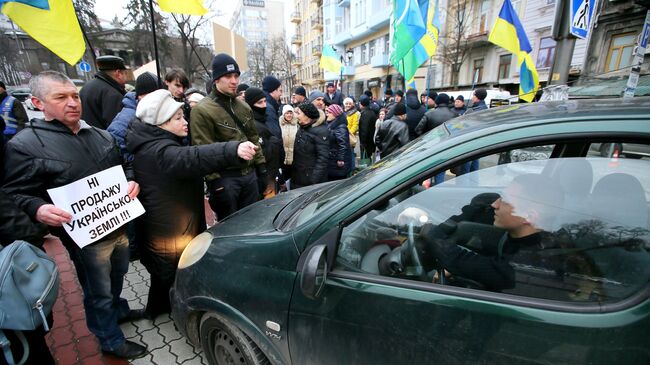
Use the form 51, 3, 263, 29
446, 97, 650, 135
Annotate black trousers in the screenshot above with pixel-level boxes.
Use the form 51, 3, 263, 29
207, 172, 260, 221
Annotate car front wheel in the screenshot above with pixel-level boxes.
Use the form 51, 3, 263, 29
199, 313, 269, 365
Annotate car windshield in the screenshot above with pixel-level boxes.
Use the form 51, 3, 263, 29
285, 126, 450, 228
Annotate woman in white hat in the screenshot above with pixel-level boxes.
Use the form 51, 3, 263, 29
125, 89, 257, 318
279, 104, 298, 187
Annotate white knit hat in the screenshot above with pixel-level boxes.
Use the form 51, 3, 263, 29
187, 92, 205, 104
136, 89, 184, 125
282, 105, 294, 115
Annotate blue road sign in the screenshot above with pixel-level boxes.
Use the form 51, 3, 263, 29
640, 10, 650, 48
78, 61, 91, 73
570, 0, 594, 39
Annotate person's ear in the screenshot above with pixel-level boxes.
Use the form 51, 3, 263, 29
32, 95, 44, 111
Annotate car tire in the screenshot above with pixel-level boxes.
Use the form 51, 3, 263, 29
199, 313, 269, 365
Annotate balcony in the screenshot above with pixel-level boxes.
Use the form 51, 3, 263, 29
292, 57, 302, 67
464, 31, 490, 47
337, 0, 350, 6
291, 35, 302, 45
312, 45, 322, 57
290, 11, 301, 23
311, 72, 324, 83
370, 54, 390, 67
311, 15, 323, 30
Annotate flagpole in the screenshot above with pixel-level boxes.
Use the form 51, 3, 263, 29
148, 0, 162, 81
400, 60, 406, 90
425, 56, 433, 110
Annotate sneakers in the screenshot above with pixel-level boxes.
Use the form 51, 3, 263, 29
117, 308, 150, 324
103, 340, 147, 359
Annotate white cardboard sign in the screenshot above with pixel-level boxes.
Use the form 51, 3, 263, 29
47, 166, 145, 248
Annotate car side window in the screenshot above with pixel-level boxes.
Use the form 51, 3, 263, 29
335, 156, 650, 305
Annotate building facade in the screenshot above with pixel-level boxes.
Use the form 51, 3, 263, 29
291, 0, 325, 90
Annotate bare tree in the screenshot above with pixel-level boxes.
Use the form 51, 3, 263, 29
0, 31, 23, 85
73, 0, 102, 33
123, 0, 171, 68
437, 0, 476, 87
247, 35, 294, 86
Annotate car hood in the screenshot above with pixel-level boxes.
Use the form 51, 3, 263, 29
206, 184, 327, 237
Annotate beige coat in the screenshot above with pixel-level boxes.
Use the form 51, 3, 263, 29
279, 115, 299, 165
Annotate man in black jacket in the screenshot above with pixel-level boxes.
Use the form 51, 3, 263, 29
2, 71, 147, 359
80, 56, 128, 129
0, 80, 28, 141
375, 103, 409, 158
404, 89, 426, 141
324, 82, 344, 106
415, 93, 456, 136
262, 75, 283, 140
358, 95, 377, 161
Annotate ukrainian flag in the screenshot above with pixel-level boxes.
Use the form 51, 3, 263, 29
158, 0, 208, 16
488, 0, 539, 102
1, 0, 85, 65
398, 0, 440, 81
390, 0, 426, 66
319, 45, 342, 75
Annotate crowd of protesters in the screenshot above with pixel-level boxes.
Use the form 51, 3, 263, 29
0, 51, 491, 362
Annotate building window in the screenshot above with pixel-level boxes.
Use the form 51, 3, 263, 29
536, 37, 556, 69
606, 33, 636, 72
498, 54, 512, 80
369, 39, 376, 59
479, 0, 490, 33
473, 58, 484, 84
360, 43, 367, 64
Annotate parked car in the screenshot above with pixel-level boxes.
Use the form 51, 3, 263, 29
8, 87, 31, 102
171, 98, 650, 365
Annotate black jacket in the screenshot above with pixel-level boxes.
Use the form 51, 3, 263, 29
292, 114, 329, 188
125, 121, 241, 262
80, 71, 126, 129
415, 104, 457, 136
358, 107, 377, 154
252, 106, 283, 184
2, 118, 126, 247
404, 94, 426, 141
264, 92, 283, 140
0, 189, 47, 247
375, 117, 409, 157
324, 91, 344, 106
327, 113, 353, 178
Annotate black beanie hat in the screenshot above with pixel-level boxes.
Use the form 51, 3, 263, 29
396, 90, 404, 97
393, 103, 407, 116
474, 88, 487, 100
244, 87, 266, 107
456, 95, 464, 102
212, 53, 240, 81
262, 76, 282, 92
359, 95, 370, 107
364, 90, 373, 97
435, 93, 450, 105
294, 86, 306, 97
297, 102, 320, 120
384, 89, 393, 96
236, 83, 250, 94
427, 89, 438, 99
135, 72, 160, 97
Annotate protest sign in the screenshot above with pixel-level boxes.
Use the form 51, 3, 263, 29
47, 165, 145, 248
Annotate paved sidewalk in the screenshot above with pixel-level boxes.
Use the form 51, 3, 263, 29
44, 237, 209, 365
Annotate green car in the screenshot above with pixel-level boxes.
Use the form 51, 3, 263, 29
171, 98, 650, 365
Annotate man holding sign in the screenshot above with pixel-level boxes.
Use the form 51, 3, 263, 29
2, 71, 148, 359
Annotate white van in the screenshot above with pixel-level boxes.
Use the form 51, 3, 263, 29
439, 89, 513, 108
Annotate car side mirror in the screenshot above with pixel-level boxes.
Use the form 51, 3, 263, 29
300, 244, 327, 299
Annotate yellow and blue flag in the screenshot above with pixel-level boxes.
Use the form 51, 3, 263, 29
397, 0, 440, 81
158, 0, 208, 16
1, 0, 85, 65
488, 0, 539, 102
390, 0, 427, 66
319, 45, 342, 75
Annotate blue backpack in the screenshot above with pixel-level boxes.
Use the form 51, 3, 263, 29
0, 240, 59, 365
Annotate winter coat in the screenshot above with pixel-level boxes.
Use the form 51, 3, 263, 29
468, 100, 488, 113
279, 115, 298, 165
453, 106, 467, 116
324, 91, 344, 106
358, 107, 377, 154
0, 189, 47, 247
80, 71, 126, 129
415, 103, 457, 136
346, 108, 360, 135
107, 92, 138, 161
125, 120, 241, 269
190, 89, 265, 181
252, 106, 283, 187
0, 91, 28, 136
265, 92, 283, 140
292, 112, 330, 188
327, 112, 353, 178
405, 93, 426, 141
2, 118, 127, 247
375, 116, 409, 157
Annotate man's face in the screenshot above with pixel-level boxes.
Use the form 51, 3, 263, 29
427, 98, 435, 108
215, 73, 240, 96
472, 95, 479, 104
492, 184, 528, 233
395, 95, 402, 103
0, 85, 5, 93
312, 97, 326, 110
291, 93, 305, 104
271, 87, 282, 101
455, 99, 465, 108
33, 80, 81, 126
112, 69, 128, 86
253, 98, 267, 109
326, 85, 335, 94
165, 79, 186, 99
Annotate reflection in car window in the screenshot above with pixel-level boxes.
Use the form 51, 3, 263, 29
335, 158, 650, 304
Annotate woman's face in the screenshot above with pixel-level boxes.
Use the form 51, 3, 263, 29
159, 109, 188, 137
284, 111, 294, 121
325, 110, 335, 121
344, 100, 354, 111
295, 108, 310, 125
379, 110, 386, 120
